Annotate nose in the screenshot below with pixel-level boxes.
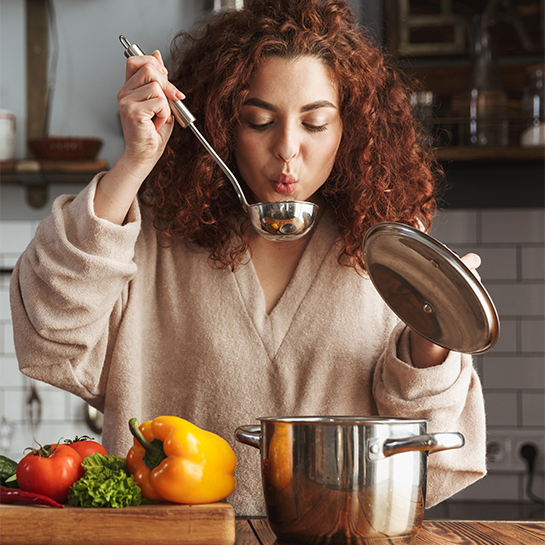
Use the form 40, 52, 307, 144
273, 125, 299, 163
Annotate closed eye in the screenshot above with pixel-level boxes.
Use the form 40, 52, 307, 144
304, 123, 327, 132
249, 122, 273, 131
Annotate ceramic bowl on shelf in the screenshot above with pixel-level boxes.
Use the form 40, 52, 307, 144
29, 136, 102, 161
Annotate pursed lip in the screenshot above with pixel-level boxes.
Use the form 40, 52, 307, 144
271, 173, 298, 196
273, 173, 297, 185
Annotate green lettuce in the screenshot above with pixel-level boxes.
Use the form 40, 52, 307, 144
0, 455, 19, 488
68, 452, 147, 508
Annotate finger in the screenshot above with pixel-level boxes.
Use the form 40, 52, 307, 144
120, 80, 167, 111
124, 60, 184, 105
166, 82, 185, 102
152, 50, 169, 76
125, 54, 166, 84
461, 252, 482, 281
150, 95, 174, 130
461, 252, 481, 270
119, 83, 172, 129
150, 51, 185, 102
137, 82, 175, 127
120, 69, 168, 119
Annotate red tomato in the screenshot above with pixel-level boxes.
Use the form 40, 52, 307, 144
16, 444, 84, 503
65, 436, 108, 459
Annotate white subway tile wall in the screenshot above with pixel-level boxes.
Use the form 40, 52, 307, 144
0, 218, 100, 460
0, 207, 544, 506
430, 208, 545, 503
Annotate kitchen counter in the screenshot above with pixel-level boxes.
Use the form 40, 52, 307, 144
235, 518, 545, 544
1, 504, 543, 544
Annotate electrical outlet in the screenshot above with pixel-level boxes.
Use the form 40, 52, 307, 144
486, 430, 544, 473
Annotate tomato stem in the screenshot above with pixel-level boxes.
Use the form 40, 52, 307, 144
64, 435, 95, 444
24, 439, 62, 458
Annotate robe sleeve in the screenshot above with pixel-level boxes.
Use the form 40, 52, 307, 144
373, 323, 487, 507
9, 174, 141, 411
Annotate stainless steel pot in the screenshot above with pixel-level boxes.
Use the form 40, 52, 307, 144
235, 416, 464, 545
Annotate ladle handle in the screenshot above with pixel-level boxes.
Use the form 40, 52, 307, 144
186, 125, 250, 210
118, 35, 249, 210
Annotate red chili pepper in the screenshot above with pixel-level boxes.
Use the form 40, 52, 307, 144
0, 485, 64, 508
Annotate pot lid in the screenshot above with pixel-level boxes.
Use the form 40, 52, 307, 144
363, 222, 499, 354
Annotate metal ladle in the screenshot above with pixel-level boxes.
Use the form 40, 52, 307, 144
119, 36, 318, 241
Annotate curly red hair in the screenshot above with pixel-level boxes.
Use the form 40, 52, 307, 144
141, 0, 441, 270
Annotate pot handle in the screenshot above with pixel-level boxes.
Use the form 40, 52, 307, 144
235, 425, 262, 449
368, 432, 464, 461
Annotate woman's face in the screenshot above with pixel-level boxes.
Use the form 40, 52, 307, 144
234, 55, 342, 204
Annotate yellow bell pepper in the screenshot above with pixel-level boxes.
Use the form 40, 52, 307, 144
126, 416, 237, 504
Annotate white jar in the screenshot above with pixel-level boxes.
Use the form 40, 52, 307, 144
0, 110, 15, 161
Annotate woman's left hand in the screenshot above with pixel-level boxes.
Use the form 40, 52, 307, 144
410, 252, 482, 368
460, 252, 481, 280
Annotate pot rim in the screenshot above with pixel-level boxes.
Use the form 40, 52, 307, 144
257, 416, 429, 425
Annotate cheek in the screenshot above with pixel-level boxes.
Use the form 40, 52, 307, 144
235, 135, 268, 184
312, 133, 341, 171
235, 134, 247, 174
234, 132, 255, 167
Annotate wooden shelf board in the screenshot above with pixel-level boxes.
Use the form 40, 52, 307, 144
435, 146, 544, 162
0, 160, 108, 185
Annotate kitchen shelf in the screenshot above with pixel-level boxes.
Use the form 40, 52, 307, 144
435, 146, 544, 162
0, 159, 108, 185
437, 153, 544, 209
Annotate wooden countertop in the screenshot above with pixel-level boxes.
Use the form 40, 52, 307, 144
1, 504, 543, 544
235, 518, 545, 545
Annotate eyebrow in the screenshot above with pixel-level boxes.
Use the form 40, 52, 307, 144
242, 97, 337, 112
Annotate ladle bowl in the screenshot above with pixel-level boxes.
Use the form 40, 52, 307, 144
248, 200, 318, 240
120, 36, 319, 242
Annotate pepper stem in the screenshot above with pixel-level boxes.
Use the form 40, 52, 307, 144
129, 419, 156, 454
128, 418, 167, 469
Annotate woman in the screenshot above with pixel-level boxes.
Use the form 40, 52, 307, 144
10, 0, 485, 515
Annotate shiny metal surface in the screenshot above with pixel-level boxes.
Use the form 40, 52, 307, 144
363, 222, 500, 354
235, 416, 464, 544
248, 201, 318, 241
119, 36, 319, 242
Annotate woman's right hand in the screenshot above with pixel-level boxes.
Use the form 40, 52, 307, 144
94, 50, 184, 225
118, 50, 184, 174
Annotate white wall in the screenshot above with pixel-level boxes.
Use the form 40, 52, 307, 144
0, 1, 27, 158
429, 209, 545, 504
0, 0, 205, 166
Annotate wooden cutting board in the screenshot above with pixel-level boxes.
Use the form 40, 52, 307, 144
0, 502, 235, 545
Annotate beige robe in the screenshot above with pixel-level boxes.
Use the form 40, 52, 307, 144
10, 174, 486, 515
